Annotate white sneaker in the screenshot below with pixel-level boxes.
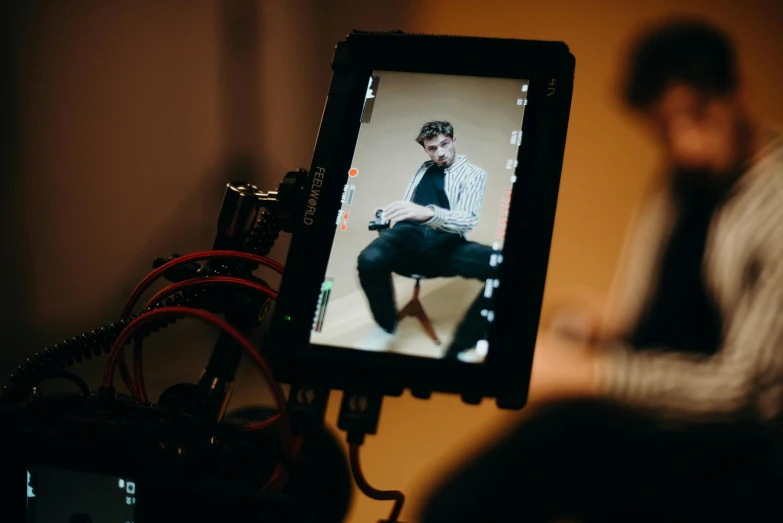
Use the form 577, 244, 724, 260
457, 349, 485, 364
358, 327, 396, 352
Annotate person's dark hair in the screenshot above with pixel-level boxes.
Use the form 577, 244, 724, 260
415, 121, 454, 147
623, 18, 738, 109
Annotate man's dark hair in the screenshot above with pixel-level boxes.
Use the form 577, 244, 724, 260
415, 121, 454, 147
623, 18, 738, 109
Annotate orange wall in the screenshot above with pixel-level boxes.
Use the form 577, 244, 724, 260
3, 1, 781, 523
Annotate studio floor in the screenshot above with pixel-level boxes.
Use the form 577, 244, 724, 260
310, 275, 484, 360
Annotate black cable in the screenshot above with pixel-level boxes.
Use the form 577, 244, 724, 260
349, 442, 405, 522
2, 287, 208, 397
20, 369, 91, 398
4, 207, 285, 395
243, 211, 281, 258
207, 211, 281, 276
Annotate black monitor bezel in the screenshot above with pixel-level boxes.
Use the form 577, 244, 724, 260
267, 32, 574, 409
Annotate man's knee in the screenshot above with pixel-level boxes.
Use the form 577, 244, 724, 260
358, 246, 390, 274
447, 242, 496, 280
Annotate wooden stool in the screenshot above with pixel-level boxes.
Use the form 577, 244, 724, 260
397, 275, 441, 345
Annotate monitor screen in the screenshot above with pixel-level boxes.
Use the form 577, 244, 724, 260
26, 465, 136, 522
309, 70, 528, 364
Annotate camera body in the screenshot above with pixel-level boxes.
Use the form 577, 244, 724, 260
368, 209, 390, 231
1, 391, 351, 522
1, 394, 290, 522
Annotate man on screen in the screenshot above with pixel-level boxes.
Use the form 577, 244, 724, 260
357, 121, 494, 354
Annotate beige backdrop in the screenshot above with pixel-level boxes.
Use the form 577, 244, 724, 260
311, 71, 526, 355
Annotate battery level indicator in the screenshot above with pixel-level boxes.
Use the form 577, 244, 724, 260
340, 209, 350, 231
313, 279, 333, 332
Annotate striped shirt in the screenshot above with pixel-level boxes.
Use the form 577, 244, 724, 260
402, 155, 487, 235
599, 122, 783, 424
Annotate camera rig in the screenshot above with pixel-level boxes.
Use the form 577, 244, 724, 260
1, 172, 406, 523
2, 25, 577, 521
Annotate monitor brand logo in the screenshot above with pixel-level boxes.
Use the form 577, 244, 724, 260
304, 166, 326, 225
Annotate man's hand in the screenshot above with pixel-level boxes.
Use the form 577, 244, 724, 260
382, 201, 436, 227
546, 300, 605, 345
527, 332, 603, 406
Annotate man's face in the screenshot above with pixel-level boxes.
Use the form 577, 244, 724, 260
422, 133, 457, 168
643, 83, 747, 182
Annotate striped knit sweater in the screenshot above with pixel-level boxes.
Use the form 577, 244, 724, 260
600, 122, 783, 424
402, 155, 487, 235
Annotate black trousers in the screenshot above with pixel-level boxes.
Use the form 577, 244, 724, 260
443, 290, 494, 358
420, 399, 783, 523
357, 224, 495, 334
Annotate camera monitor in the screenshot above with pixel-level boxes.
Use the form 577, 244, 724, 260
25, 465, 136, 522
269, 31, 574, 409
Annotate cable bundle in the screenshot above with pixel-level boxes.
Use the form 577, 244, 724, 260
4, 243, 407, 519
3, 251, 280, 397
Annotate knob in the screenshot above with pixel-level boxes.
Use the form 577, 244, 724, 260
276, 169, 307, 232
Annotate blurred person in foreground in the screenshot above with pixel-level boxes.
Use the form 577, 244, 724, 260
421, 18, 783, 523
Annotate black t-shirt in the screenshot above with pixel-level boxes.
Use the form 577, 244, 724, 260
411, 163, 450, 209
394, 163, 450, 235
388, 163, 460, 262
626, 177, 726, 355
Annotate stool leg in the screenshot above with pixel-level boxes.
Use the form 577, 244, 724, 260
398, 299, 416, 319
397, 279, 421, 320
397, 279, 441, 345
416, 304, 441, 345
